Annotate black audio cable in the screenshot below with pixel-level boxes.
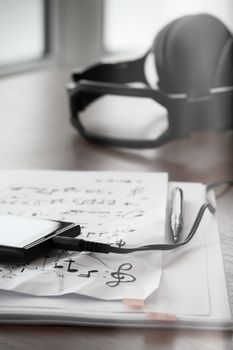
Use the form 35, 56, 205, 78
52, 180, 232, 255
52, 202, 215, 254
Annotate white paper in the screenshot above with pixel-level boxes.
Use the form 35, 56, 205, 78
0, 181, 230, 324
0, 170, 168, 300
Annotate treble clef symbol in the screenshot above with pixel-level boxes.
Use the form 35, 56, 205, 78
106, 263, 136, 288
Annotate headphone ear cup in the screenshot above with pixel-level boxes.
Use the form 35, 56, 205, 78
153, 16, 192, 92
153, 14, 232, 95
153, 21, 176, 91
213, 37, 233, 87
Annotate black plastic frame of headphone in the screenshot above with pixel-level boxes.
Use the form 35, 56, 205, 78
67, 54, 233, 149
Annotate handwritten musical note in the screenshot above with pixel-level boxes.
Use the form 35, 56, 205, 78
106, 263, 136, 288
66, 259, 78, 273
42, 255, 50, 269
53, 262, 63, 269
115, 239, 126, 248
79, 270, 98, 278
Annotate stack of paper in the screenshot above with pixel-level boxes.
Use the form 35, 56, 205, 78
0, 171, 231, 329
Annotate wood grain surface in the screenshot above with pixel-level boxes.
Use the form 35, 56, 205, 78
0, 68, 232, 350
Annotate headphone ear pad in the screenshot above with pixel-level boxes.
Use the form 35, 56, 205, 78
153, 14, 233, 94
153, 20, 177, 91
213, 37, 233, 87
153, 16, 192, 92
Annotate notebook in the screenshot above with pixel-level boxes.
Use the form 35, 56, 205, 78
0, 170, 231, 329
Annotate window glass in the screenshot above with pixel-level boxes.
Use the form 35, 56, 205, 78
0, 0, 45, 66
103, 0, 233, 53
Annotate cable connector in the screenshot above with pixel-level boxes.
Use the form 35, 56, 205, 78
52, 236, 111, 254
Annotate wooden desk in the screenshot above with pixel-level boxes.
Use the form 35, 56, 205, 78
0, 68, 232, 350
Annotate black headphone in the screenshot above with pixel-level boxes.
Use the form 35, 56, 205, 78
68, 14, 233, 148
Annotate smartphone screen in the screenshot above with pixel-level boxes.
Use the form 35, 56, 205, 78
0, 215, 66, 248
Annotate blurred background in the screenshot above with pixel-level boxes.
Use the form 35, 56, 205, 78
0, 0, 232, 76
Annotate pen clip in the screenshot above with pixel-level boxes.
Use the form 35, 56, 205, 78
170, 187, 184, 243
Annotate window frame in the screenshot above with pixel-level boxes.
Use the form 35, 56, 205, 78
0, 0, 55, 77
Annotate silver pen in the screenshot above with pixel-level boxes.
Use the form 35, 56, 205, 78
170, 187, 183, 243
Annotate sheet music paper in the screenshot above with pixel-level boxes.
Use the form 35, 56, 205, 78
0, 171, 168, 300
0, 178, 229, 324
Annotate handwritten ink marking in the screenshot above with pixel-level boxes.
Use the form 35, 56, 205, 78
125, 229, 136, 233
64, 187, 81, 193
10, 187, 23, 191
19, 264, 38, 274
99, 231, 109, 237
65, 259, 78, 273
53, 262, 64, 269
53, 251, 66, 269
128, 187, 144, 197
89, 254, 111, 269
78, 270, 98, 278
115, 239, 126, 248
42, 255, 50, 269
121, 209, 144, 219
87, 232, 96, 238
106, 263, 136, 288
50, 199, 64, 205
1, 266, 16, 279
32, 188, 59, 195
123, 202, 135, 206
